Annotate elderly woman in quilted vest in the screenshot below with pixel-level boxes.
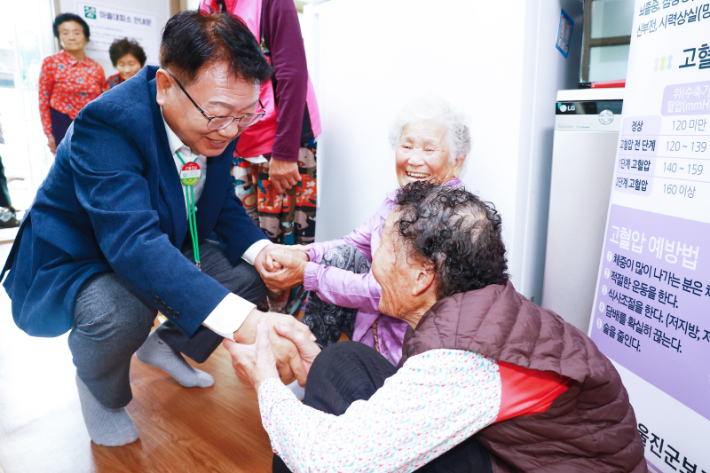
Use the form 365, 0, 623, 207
226, 181, 647, 473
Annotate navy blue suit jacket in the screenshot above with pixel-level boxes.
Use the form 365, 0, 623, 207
2, 66, 265, 338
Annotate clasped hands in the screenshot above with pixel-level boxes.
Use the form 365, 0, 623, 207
225, 318, 321, 391
254, 243, 310, 293
221, 244, 315, 389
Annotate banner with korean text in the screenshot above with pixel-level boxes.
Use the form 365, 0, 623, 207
589, 2, 710, 472
75, 1, 160, 76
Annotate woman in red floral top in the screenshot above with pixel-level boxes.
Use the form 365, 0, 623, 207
39, 13, 104, 154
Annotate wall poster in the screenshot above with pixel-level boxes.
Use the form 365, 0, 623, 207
589, 2, 710, 472
75, 1, 159, 74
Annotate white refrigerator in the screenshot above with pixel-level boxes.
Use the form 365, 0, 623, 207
542, 87, 624, 331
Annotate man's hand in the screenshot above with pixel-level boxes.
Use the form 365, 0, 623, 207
254, 243, 282, 277
223, 319, 279, 391
268, 158, 300, 195
254, 244, 306, 291
274, 322, 321, 375
47, 135, 57, 155
260, 248, 308, 293
233, 309, 315, 385
263, 244, 309, 272
254, 243, 307, 273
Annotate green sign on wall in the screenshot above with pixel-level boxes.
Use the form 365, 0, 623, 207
83, 5, 96, 19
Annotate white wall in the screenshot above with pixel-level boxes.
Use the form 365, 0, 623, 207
306, 0, 583, 302
517, 0, 584, 302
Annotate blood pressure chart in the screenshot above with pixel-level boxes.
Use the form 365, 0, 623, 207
588, 2, 710, 472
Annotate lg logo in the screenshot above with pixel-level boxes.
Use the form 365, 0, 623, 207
559, 104, 576, 113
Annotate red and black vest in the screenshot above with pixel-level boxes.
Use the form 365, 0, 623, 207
399, 281, 647, 473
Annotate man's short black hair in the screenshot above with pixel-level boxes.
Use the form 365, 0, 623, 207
160, 10, 273, 86
109, 38, 147, 67
53, 13, 91, 41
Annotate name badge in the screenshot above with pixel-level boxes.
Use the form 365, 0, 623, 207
180, 162, 201, 186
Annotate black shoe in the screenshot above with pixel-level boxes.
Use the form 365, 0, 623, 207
0, 209, 20, 228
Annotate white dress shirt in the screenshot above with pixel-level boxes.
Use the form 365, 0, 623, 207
162, 112, 271, 340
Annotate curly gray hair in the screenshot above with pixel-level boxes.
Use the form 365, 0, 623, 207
388, 96, 472, 161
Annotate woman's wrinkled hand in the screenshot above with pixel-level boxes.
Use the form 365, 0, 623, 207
223, 319, 280, 391
274, 321, 321, 377
260, 248, 308, 293
263, 245, 309, 272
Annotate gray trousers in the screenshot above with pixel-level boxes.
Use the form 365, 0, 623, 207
69, 240, 267, 408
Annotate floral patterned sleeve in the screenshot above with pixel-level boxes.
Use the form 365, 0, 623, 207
38, 57, 55, 138
258, 349, 502, 473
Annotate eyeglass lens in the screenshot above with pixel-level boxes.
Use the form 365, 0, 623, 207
207, 113, 264, 131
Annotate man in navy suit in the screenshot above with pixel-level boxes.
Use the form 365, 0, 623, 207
2, 10, 312, 446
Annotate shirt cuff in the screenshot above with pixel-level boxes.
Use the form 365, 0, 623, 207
304, 246, 318, 264
303, 262, 320, 291
202, 293, 255, 341
242, 239, 271, 265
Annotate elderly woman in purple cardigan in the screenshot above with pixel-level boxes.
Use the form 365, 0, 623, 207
261, 97, 471, 366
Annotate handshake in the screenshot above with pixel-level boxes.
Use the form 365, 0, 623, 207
255, 244, 311, 293
222, 244, 317, 389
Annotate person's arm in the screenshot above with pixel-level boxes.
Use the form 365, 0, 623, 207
302, 238, 345, 265
259, 349, 502, 473
306, 204, 385, 263
262, 0, 309, 164
38, 57, 55, 142
299, 205, 388, 310
203, 161, 280, 339
262, 247, 381, 313
304, 264, 381, 312
200, 237, 272, 340
71, 101, 233, 337
213, 167, 272, 266
94, 63, 106, 93
262, 203, 387, 306
198, 0, 309, 161
199, 0, 307, 193
262, 0, 311, 193
73, 100, 313, 384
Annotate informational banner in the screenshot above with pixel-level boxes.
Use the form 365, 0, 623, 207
75, 1, 159, 75
589, 2, 710, 472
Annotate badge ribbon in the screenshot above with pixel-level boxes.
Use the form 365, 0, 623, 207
177, 151, 201, 270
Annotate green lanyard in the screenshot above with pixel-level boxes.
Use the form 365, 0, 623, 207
176, 151, 201, 270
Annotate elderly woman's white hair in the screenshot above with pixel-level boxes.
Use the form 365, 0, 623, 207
388, 96, 472, 161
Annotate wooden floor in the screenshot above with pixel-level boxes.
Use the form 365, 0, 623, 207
0, 244, 274, 472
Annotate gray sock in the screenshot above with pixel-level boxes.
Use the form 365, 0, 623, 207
75, 375, 139, 447
135, 329, 214, 388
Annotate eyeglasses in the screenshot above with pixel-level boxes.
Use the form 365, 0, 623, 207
168, 71, 266, 131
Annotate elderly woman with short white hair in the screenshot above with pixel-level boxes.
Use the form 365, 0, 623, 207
261, 96, 471, 366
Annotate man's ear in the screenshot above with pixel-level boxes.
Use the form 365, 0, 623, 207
411, 262, 436, 297
155, 69, 171, 107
